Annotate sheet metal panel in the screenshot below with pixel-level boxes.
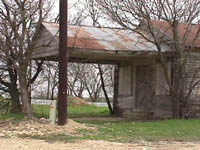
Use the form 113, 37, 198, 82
42, 22, 164, 52
151, 20, 200, 47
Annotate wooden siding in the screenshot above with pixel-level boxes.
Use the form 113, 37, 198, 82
185, 52, 200, 102
118, 65, 132, 96
32, 28, 58, 59
117, 59, 173, 119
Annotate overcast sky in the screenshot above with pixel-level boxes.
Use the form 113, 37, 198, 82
50, 0, 120, 27
51, 0, 86, 22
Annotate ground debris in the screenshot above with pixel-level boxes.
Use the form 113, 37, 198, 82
0, 118, 95, 138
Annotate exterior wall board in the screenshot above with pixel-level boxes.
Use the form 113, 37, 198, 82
156, 62, 170, 95
184, 52, 200, 117
32, 29, 58, 59
185, 52, 200, 102
117, 59, 173, 119
118, 65, 132, 96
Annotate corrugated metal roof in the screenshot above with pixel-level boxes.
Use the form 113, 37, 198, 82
151, 20, 200, 47
42, 22, 168, 52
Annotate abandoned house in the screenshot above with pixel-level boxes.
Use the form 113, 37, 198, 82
32, 20, 200, 119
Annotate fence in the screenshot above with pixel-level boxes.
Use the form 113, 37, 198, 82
31, 99, 52, 105
31, 99, 110, 107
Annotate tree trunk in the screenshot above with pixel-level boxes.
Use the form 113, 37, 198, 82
86, 87, 95, 102
51, 86, 55, 100
98, 64, 113, 115
113, 65, 121, 115
10, 86, 21, 113
171, 95, 180, 118
47, 63, 51, 99
19, 69, 33, 119
93, 91, 99, 102
171, 63, 185, 119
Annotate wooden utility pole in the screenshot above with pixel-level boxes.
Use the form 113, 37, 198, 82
58, 0, 68, 125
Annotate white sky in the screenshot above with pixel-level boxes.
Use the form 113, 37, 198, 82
50, 0, 120, 27
51, 0, 85, 21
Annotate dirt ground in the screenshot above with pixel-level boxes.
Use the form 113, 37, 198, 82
1, 137, 200, 150
0, 118, 200, 150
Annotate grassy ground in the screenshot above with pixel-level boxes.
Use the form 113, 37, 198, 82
0, 105, 110, 120
1, 105, 200, 142
74, 119, 200, 142
33, 105, 110, 118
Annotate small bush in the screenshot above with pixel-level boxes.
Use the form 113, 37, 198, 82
0, 96, 10, 114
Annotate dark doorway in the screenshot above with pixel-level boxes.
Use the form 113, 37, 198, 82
135, 65, 155, 110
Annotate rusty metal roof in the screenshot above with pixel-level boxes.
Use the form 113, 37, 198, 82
151, 20, 200, 47
42, 22, 168, 52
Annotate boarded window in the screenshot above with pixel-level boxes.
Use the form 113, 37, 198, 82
119, 65, 132, 96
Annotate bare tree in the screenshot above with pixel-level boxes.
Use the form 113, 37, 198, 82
67, 63, 87, 98
0, 55, 43, 113
33, 61, 87, 101
95, 0, 200, 118
34, 61, 59, 100
0, 0, 53, 119
36, 62, 114, 104
98, 64, 114, 114
0, 53, 20, 113
85, 0, 114, 114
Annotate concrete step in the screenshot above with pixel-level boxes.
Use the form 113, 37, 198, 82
123, 109, 154, 120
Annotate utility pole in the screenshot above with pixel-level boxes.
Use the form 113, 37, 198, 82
58, 0, 68, 125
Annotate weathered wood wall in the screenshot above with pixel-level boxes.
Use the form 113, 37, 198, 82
185, 52, 200, 118
32, 28, 58, 59
117, 59, 172, 119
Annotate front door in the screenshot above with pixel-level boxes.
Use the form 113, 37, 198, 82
135, 65, 155, 110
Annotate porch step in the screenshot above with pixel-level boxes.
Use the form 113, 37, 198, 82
123, 109, 154, 120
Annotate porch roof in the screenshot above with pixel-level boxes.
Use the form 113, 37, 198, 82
32, 22, 169, 63
150, 20, 200, 47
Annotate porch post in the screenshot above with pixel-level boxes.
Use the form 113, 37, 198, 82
113, 65, 120, 115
